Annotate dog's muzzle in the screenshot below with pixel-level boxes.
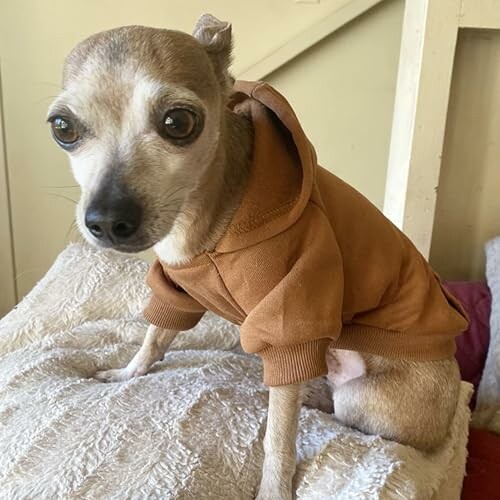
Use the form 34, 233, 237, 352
85, 193, 143, 247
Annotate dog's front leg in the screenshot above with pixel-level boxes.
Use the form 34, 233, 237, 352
256, 383, 303, 500
94, 324, 178, 382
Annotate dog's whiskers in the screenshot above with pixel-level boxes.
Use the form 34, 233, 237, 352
36, 95, 62, 105
46, 193, 78, 205
39, 81, 63, 89
65, 220, 79, 240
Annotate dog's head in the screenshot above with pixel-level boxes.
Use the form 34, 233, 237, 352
48, 15, 233, 253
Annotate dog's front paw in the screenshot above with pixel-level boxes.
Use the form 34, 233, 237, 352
93, 368, 136, 383
255, 482, 293, 500
255, 490, 292, 500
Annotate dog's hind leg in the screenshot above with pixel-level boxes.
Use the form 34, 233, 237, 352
327, 348, 461, 450
256, 383, 303, 500
94, 324, 178, 382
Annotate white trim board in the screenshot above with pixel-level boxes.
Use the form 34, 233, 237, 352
237, 0, 384, 80
460, 0, 500, 29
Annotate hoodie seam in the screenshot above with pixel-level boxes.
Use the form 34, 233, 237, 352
164, 261, 212, 271
227, 196, 299, 236
206, 254, 247, 319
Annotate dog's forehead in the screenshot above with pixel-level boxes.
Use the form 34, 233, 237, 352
60, 63, 202, 128
62, 25, 218, 103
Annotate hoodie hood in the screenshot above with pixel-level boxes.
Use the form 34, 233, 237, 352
215, 81, 317, 253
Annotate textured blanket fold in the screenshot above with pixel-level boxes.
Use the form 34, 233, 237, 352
473, 236, 500, 433
0, 243, 471, 499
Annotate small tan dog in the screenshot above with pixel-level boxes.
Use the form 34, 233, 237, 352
48, 15, 465, 500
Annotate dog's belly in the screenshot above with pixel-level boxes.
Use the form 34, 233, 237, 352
326, 347, 366, 388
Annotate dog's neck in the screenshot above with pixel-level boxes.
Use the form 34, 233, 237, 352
154, 107, 254, 265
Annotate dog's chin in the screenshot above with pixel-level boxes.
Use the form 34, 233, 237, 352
105, 241, 155, 254
81, 230, 156, 254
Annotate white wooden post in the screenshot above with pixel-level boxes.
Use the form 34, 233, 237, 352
384, 0, 500, 260
383, 0, 461, 258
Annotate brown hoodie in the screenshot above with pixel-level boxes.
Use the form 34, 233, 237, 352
144, 80, 468, 386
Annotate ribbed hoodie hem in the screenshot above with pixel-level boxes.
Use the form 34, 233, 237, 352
331, 325, 457, 360
144, 296, 205, 331
259, 339, 330, 386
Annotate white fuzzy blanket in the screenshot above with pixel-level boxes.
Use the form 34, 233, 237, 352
0, 243, 472, 499
473, 236, 500, 433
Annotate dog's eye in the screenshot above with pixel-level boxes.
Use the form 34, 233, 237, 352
50, 117, 79, 145
161, 109, 198, 141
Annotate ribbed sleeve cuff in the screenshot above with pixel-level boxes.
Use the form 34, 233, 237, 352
258, 339, 330, 386
144, 295, 205, 331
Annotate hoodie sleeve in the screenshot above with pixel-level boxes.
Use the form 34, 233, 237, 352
240, 204, 344, 386
144, 259, 206, 330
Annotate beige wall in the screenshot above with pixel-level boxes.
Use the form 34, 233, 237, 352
0, 0, 403, 309
267, 0, 403, 207
430, 28, 500, 281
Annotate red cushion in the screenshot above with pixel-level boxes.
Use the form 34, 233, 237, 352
461, 428, 500, 499
444, 282, 491, 408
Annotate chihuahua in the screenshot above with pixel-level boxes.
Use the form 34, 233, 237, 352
48, 15, 463, 500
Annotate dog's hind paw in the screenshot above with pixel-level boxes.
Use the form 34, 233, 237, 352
93, 368, 135, 383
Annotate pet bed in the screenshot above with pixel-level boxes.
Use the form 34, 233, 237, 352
472, 236, 500, 433
447, 236, 500, 499
0, 243, 472, 499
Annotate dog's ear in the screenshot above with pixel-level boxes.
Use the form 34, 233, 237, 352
193, 14, 233, 93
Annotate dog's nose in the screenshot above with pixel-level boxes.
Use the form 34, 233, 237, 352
85, 197, 142, 243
